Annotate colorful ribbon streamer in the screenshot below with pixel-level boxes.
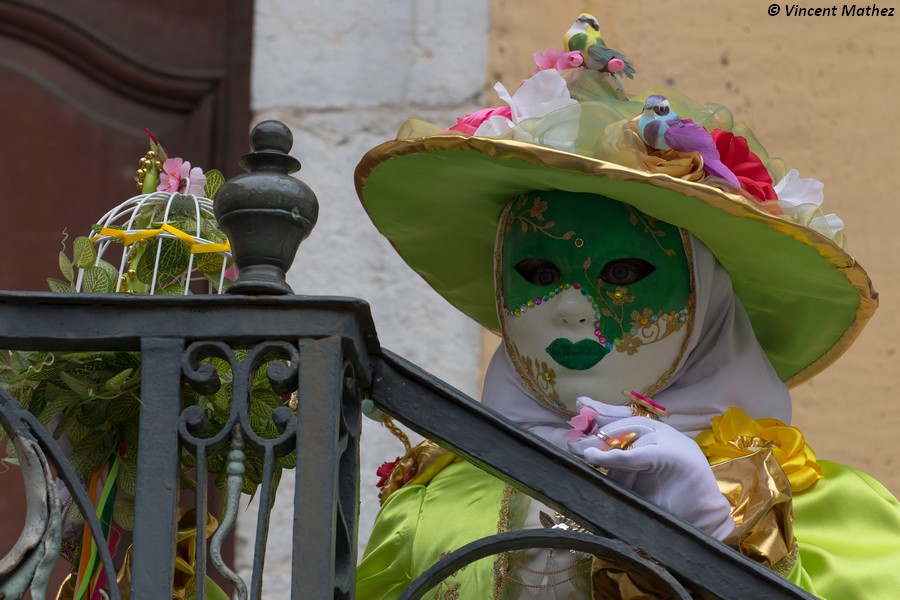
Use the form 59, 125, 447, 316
73, 456, 121, 600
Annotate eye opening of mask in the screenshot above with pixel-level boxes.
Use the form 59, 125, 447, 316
515, 258, 562, 287
599, 258, 656, 286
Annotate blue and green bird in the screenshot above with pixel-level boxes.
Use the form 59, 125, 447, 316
564, 13, 636, 80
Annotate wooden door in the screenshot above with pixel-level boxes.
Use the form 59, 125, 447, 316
0, 0, 252, 291
0, 0, 253, 594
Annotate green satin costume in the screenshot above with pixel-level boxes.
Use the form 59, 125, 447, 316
357, 459, 900, 599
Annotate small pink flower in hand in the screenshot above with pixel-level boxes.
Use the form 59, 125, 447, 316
564, 406, 600, 440
158, 157, 207, 196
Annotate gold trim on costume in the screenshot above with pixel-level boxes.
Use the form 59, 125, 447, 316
492, 484, 515, 600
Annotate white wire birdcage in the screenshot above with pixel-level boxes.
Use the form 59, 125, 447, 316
74, 190, 232, 295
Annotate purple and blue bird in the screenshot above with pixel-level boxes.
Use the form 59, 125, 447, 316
637, 95, 740, 188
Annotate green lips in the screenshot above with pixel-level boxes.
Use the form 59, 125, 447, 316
545, 338, 609, 370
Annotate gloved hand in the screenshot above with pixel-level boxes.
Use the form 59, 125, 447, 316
567, 397, 734, 540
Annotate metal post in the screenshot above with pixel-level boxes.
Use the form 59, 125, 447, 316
291, 336, 344, 598
130, 337, 184, 599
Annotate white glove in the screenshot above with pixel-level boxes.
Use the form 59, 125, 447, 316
567, 397, 734, 540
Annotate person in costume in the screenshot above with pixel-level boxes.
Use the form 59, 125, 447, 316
354, 13, 900, 599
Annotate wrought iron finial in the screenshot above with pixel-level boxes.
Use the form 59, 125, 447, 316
214, 120, 319, 294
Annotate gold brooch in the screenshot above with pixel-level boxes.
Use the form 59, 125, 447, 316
622, 389, 668, 420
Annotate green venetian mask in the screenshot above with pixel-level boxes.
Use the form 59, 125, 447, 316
497, 190, 693, 411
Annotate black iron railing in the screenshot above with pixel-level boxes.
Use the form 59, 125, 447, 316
0, 121, 815, 599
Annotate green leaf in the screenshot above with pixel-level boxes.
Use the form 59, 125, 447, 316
249, 398, 279, 438
157, 283, 186, 296
58, 252, 74, 283
73, 237, 97, 269
36, 392, 79, 426
81, 261, 119, 293
121, 421, 140, 451
106, 395, 141, 424
275, 449, 297, 470
207, 448, 228, 475
242, 449, 265, 494
166, 217, 198, 237
54, 410, 92, 443
205, 228, 227, 244
137, 238, 190, 287
5, 438, 16, 460
202, 577, 232, 600
204, 169, 225, 199
64, 500, 83, 525
76, 400, 109, 428
59, 371, 92, 395
195, 252, 227, 276
156, 239, 191, 283
68, 433, 114, 479
117, 455, 137, 496
112, 497, 135, 530
184, 576, 197, 600
179, 469, 198, 491
47, 278, 75, 293
201, 273, 232, 293
105, 368, 133, 394
9, 352, 61, 382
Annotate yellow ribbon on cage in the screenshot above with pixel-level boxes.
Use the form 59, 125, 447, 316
93, 224, 231, 254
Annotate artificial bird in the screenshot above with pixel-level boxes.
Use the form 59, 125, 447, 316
564, 13, 636, 79
637, 95, 740, 188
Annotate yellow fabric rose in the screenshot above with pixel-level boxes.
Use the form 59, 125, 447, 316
639, 149, 706, 181
623, 118, 706, 181
695, 406, 823, 493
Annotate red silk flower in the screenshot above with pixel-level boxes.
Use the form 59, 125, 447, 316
710, 130, 777, 203
376, 458, 399, 488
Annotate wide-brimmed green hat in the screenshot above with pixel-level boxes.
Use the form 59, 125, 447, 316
355, 65, 876, 388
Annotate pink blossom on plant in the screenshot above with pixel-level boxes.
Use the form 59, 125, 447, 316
158, 158, 183, 193
447, 106, 513, 135
563, 406, 600, 440
158, 157, 207, 196
605, 57, 625, 73
555, 51, 584, 71
533, 48, 584, 73
224, 265, 239, 280
534, 48, 565, 71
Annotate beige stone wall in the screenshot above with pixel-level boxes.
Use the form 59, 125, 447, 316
488, 0, 900, 493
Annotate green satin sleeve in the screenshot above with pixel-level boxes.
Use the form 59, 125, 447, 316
356, 461, 509, 600
356, 483, 425, 599
784, 460, 900, 599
